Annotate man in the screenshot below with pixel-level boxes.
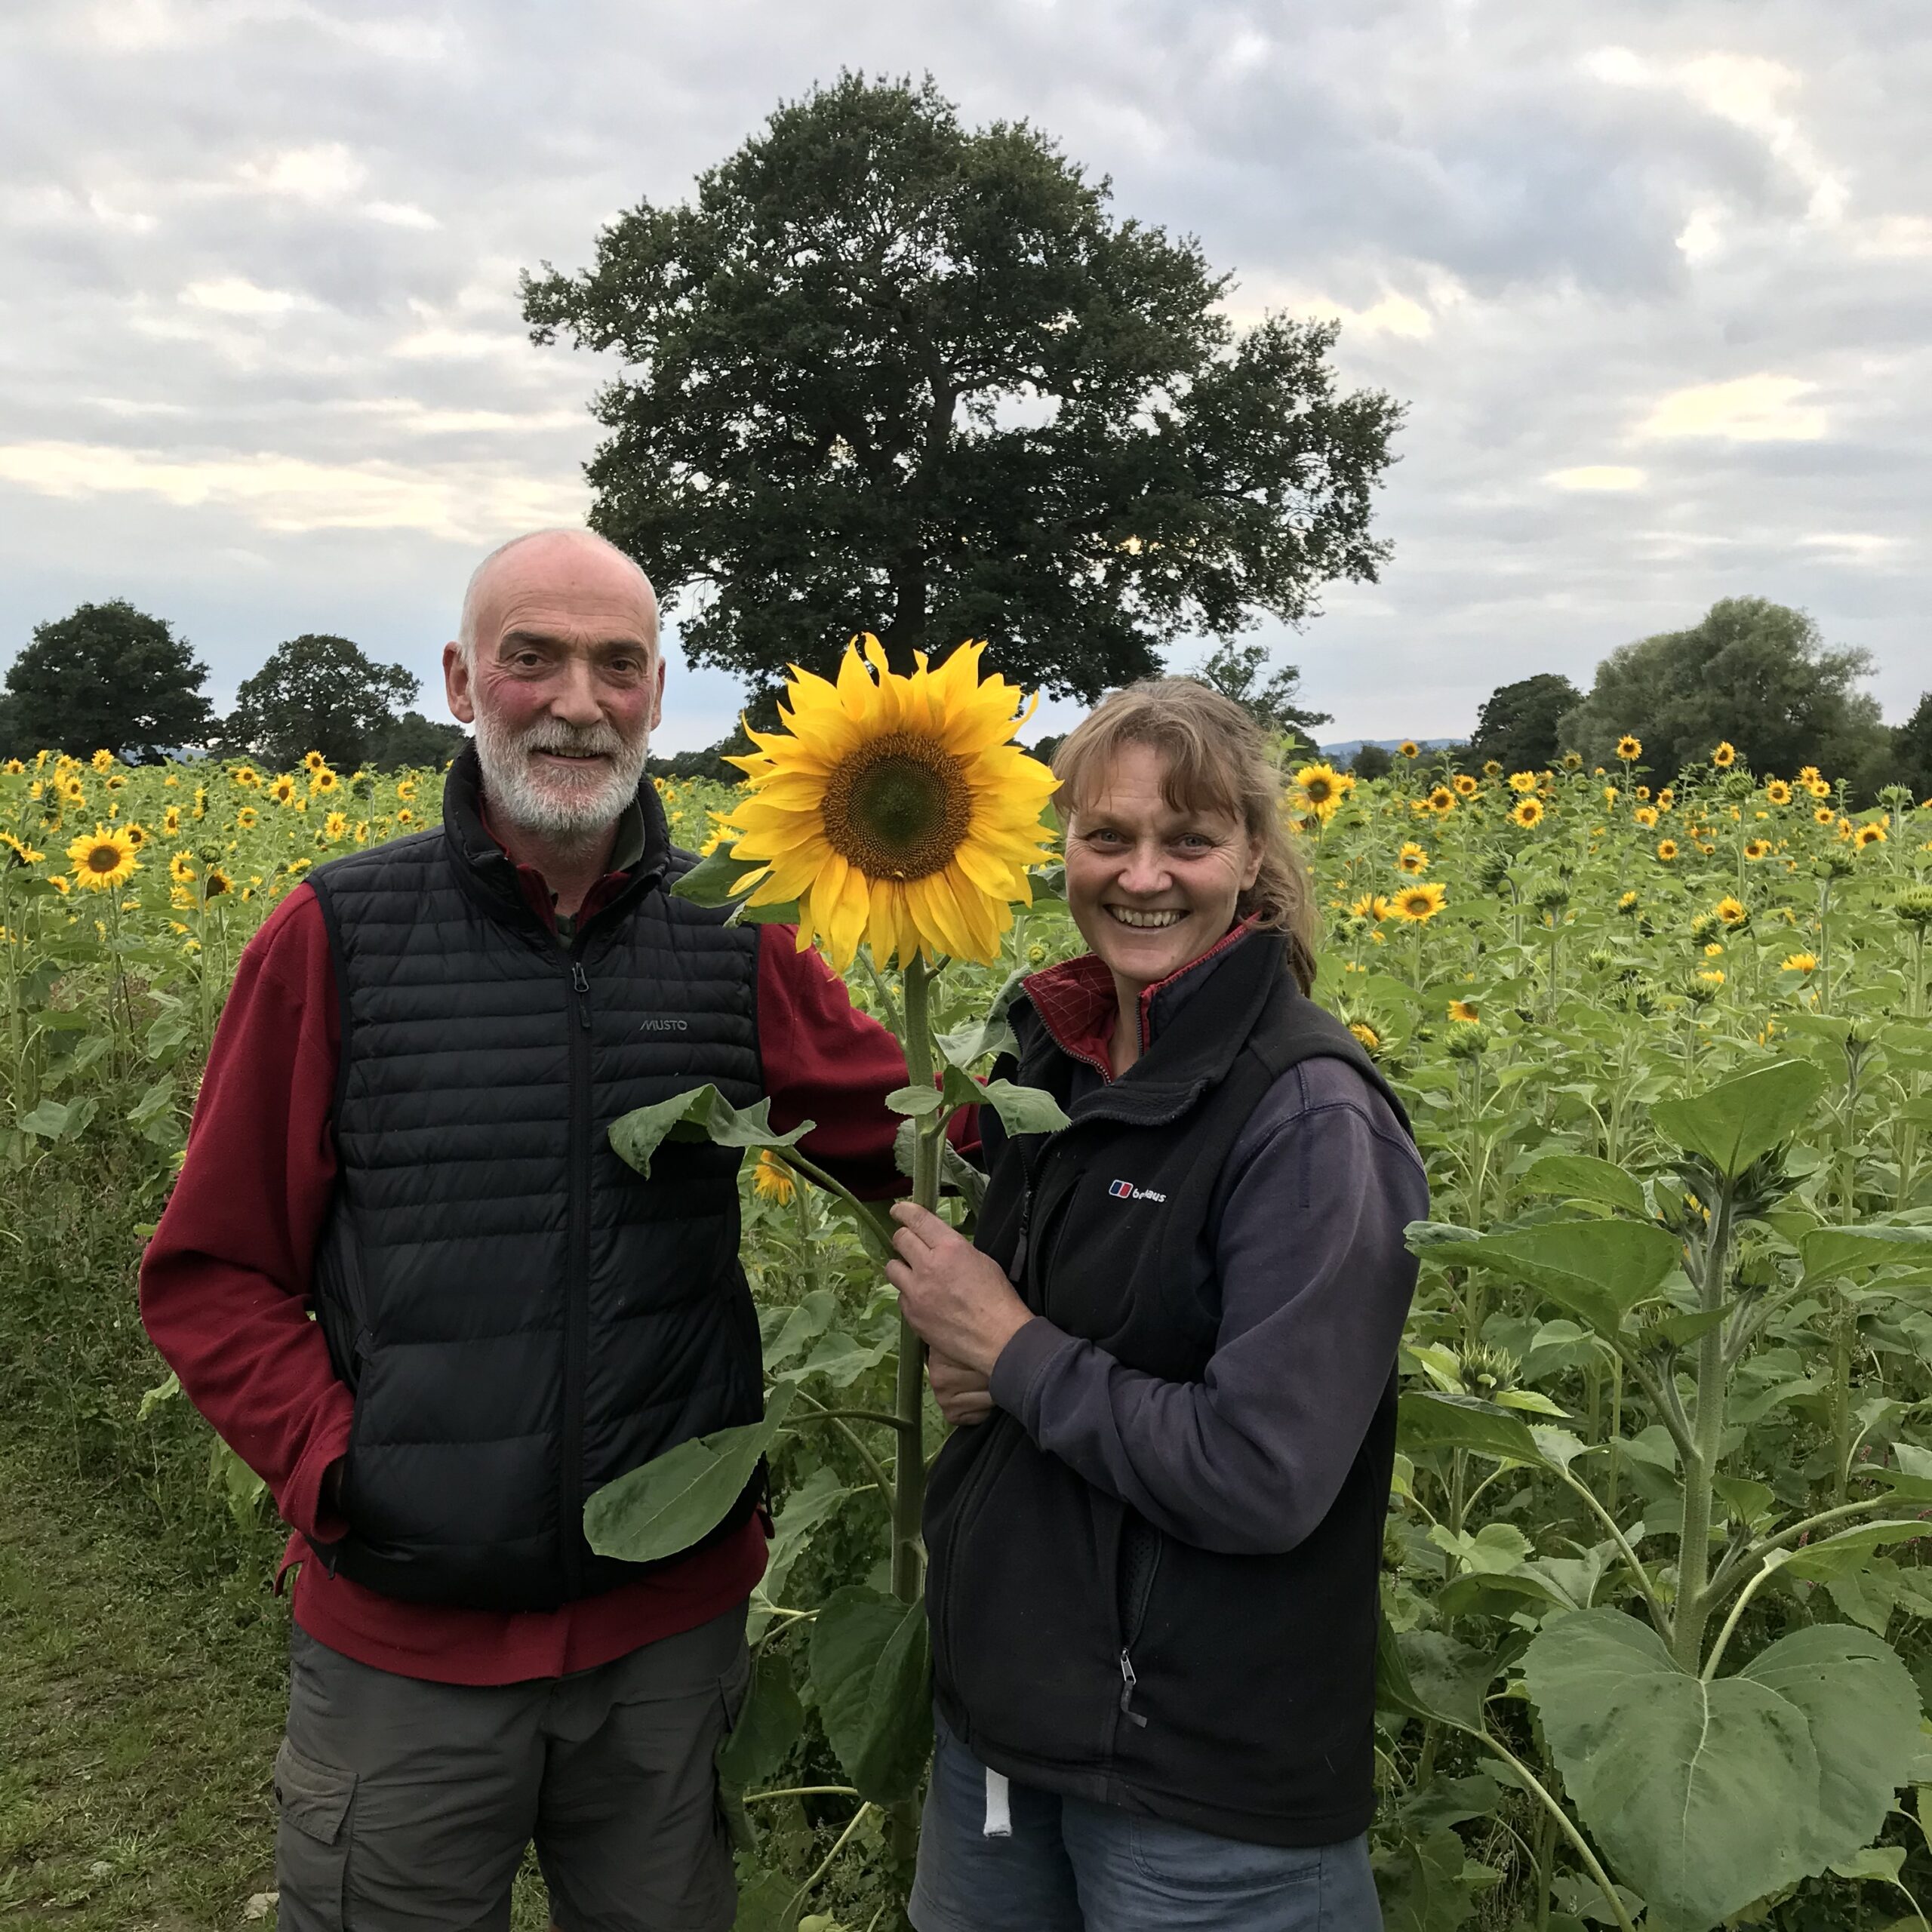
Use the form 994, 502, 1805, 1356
142, 529, 937, 1931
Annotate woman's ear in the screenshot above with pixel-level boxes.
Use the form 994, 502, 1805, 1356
1240, 832, 1264, 894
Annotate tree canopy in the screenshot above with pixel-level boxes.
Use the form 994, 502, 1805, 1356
1469, 672, 1583, 774
1189, 640, 1330, 752
1560, 598, 1887, 782
1887, 691, 1932, 803
522, 72, 1402, 703
221, 634, 423, 772
4, 600, 216, 761
364, 710, 468, 773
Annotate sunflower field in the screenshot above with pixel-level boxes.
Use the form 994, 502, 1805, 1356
5, 724, 1932, 1932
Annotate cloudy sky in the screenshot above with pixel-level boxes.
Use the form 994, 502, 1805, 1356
2, 1, 1925, 752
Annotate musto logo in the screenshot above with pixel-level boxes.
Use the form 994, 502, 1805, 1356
1108, 1179, 1167, 1203
637, 1017, 690, 1033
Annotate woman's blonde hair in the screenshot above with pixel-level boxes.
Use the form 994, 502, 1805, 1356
1051, 677, 1319, 993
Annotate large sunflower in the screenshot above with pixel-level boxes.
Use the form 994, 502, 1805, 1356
723, 636, 1058, 969
67, 825, 138, 892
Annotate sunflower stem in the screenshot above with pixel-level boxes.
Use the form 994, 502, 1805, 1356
889, 949, 937, 1880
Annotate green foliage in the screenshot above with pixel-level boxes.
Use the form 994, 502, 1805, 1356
583, 1386, 797, 1566
1560, 598, 1888, 782
521, 72, 1402, 700
808, 1588, 934, 1804
1523, 1613, 1921, 1931
1186, 638, 1331, 746
1469, 672, 1584, 774
1890, 691, 1932, 803
8, 728, 1932, 1931
364, 709, 467, 771
4, 599, 216, 761
1651, 1058, 1827, 1179
220, 632, 422, 771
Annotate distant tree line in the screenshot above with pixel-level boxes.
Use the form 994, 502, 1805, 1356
4, 592, 1923, 804
1337, 596, 1929, 801
0, 601, 467, 772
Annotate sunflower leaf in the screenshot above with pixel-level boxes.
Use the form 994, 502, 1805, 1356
669, 841, 761, 908
584, 1382, 795, 1564
1652, 1060, 1827, 1180
981, 1079, 1072, 1136
608, 1085, 813, 1178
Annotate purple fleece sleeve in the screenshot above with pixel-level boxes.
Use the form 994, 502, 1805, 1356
986, 1056, 1427, 1557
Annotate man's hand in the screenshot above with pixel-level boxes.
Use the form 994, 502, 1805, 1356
928, 1352, 994, 1426
886, 1201, 1032, 1377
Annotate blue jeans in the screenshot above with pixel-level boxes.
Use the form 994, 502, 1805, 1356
909, 1717, 1382, 1931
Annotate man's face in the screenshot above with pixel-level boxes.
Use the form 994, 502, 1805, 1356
444, 537, 665, 841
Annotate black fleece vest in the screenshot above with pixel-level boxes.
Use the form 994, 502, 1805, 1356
924, 930, 1412, 1847
303, 749, 765, 1612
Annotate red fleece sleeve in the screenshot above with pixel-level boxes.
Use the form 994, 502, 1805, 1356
138, 883, 352, 1543
757, 927, 976, 1200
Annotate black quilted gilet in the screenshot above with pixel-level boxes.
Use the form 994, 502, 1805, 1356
303, 749, 765, 1611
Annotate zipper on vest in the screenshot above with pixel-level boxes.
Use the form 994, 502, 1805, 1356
1117, 1651, 1148, 1727
560, 945, 593, 1597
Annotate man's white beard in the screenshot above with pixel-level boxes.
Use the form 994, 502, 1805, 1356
472, 708, 648, 844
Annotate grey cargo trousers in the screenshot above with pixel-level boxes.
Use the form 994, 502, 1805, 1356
273, 1604, 749, 1932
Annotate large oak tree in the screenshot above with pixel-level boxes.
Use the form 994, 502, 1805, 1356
522, 73, 1402, 702
221, 634, 422, 773
4, 600, 216, 761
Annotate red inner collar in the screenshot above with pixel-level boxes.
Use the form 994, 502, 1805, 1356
1023, 918, 1259, 1080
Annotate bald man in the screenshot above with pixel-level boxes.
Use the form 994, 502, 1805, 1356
142, 530, 938, 1930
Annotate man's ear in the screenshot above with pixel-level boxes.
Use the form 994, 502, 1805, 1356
648, 652, 666, 733
443, 642, 475, 725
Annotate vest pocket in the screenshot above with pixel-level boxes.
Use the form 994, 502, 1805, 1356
272, 1737, 355, 1930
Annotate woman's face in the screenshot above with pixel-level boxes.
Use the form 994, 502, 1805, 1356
1063, 741, 1262, 998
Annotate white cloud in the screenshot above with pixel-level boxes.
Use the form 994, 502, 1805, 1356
337, 401, 583, 435
363, 200, 440, 230
388, 325, 534, 362
1635, 375, 1826, 442
0, 440, 587, 544
1853, 216, 1932, 260
1547, 466, 1647, 492
1584, 46, 1848, 224
180, 276, 312, 317
1798, 532, 1909, 565
237, 143, 366, 202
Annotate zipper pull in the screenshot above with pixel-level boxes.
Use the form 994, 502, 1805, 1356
1118, 1651, 1149, 1728
570, 960, 591, 1029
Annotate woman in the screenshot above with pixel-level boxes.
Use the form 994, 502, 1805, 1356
886, 679, 1426, 1930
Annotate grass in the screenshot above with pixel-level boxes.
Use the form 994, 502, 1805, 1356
0, 1429, 287, 1929
0, 1432, 565, 1931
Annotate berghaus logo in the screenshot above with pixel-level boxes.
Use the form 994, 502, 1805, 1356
1108, 1179, 1166, 1203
